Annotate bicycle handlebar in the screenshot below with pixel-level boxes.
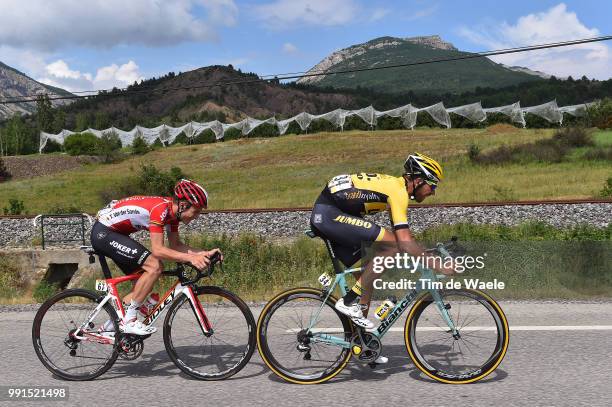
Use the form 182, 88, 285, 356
168, 252, 223, 285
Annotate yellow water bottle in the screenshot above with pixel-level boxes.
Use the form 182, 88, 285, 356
374, 296, 397, 320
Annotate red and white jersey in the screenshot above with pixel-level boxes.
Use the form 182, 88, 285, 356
96, 196, 179, 235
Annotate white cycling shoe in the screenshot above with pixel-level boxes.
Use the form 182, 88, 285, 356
334, 298, 375, 329
375, 356, 389, 364
121, 318, 157, 336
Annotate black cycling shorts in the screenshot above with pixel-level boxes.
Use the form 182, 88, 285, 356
90, 222, 152, 274
310, 198, 384, 267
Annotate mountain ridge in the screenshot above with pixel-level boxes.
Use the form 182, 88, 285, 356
0, 61, 73, 120
297, 35, 545, 94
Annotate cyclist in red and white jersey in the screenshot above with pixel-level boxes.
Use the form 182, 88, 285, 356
91, 179, 221, 336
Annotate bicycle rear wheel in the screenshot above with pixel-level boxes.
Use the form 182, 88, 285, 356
32, 289, 119, 381
163, 286, 256, 380
404, 289, 509, 384
257, 287, 353, 384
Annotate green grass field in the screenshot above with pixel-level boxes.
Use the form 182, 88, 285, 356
1, 127, 610, 214
2, 223, 610, 303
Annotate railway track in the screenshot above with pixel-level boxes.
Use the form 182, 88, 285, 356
0, 198, 609, 219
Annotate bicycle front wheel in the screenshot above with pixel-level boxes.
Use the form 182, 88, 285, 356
404, 289, 509, 384
163, 286, 256, 380
257, 287, 353, 384
32, 289, 119, 381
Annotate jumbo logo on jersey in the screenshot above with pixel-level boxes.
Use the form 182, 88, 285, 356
110, 241, 138, 254
333, 215, 372, 229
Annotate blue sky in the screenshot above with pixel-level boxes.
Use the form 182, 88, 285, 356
0, 0, 610, 92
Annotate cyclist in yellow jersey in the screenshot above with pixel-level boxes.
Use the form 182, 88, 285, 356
310, 153, 455, 358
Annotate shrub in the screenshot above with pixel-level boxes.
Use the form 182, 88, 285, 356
0, 256, 25, 299
137, 164, 186, 196
33, 280, 61, 303
471, 127, 590, 165
98, 164, 187, 202
584, 147, 612, 161
600, 177, 612, 198
588, 98, 612, 129
95, 131, 123, 163
63, 132, 99, 156
467, 144, 480, 162
0, 156, 10, 182
3, 199, 25, 215
552, 127, 594, 148
131, 136, 149, 155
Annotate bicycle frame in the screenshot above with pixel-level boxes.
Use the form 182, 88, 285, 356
73, 272, 213, 343
308, 264, 457, 349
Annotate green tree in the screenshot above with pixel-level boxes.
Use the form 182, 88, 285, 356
0, 156, 10, 181
5, 114, 30, 155
95, 131, 122, 163
63, 132, 99, 155
75, 112, 90, 132
51, 110, 66, 133
131, 136, 149, 155
588, 98, 612, 129
94, 112, 110, 130
36, 94, 54, 133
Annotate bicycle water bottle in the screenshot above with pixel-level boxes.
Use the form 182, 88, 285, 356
138, 293, 160, 317
374, 296, 397, 320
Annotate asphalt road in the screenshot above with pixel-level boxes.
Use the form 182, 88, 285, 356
1, 301, 612, 407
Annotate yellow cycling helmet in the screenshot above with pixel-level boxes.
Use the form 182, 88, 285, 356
403, 152, 444, 182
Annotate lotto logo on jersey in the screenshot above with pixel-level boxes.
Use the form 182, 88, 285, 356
332, 215, 372, 229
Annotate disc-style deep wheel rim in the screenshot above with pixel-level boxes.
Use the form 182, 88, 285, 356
32, 289, 119, 381
404, 289, 509, 384
257, 287, 353, 384
163, 286, 256, 380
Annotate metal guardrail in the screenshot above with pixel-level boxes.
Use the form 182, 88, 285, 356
32, 213, 93, 249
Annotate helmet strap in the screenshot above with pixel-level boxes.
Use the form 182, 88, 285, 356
175, 200, 192, 222
408, 176, 426, 200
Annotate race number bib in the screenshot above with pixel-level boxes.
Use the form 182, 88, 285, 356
328, 175, 353, 193
95, 279, 109, 292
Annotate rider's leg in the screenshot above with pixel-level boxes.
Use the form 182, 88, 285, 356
353, 230, 396, 315
123, 255, 162, 322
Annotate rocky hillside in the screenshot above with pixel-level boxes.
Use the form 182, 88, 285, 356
0, 61, 73, 120
60, 65, 358, 129
297, 35, 544, 94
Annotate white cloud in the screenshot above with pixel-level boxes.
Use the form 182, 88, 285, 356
37, 60, 144, 92
458, 3, 611, 79
282, 43, 298, 54
370, 8, 389, 22
253, 0, 359, 28
404, 5, 438, 21
94, 61, 144, 89
0, 0, 238, 50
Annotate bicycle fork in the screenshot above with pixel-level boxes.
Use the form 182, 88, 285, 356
430, 289, 459, 337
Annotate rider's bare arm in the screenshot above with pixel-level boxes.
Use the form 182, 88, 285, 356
167, 232, 223, 260
150, 232, 210, 269
394, 228, 455, 275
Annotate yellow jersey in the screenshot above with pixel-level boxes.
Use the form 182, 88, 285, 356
321, 173, 410, 229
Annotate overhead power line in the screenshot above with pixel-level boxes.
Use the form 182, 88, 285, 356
1, 35, 610, 105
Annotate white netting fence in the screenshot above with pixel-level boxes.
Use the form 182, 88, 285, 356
39, 99, 597, 152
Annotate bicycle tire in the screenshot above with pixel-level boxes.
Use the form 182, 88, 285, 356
32, 288, 120, 381
257, 287, 353, 384
404, 289, 509, 384
163, 286, 256, 380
